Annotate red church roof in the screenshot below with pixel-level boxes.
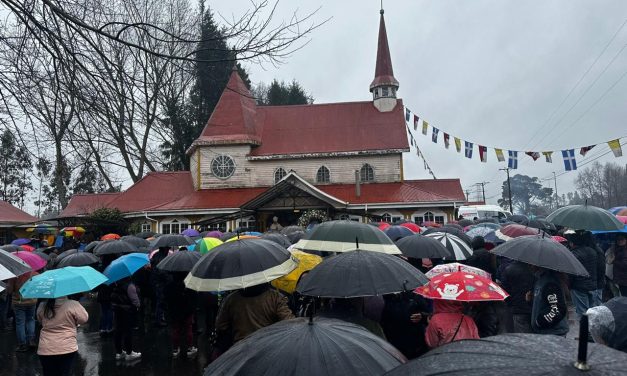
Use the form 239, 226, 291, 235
370, 10, 399, 90
249, 100, 409, 157
59, 193, 122, 218
195, 68, 261, 147
0, 200, 38, 224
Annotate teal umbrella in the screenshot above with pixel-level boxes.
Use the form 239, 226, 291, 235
103, 253, 149, 284
19, 266, 107, 298
547, 204, 624, 231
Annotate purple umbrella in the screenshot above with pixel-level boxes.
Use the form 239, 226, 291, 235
11, 238, 31, 246
13, 251, 47, 271
205, 230, 223, 239
181, 228, 200, 237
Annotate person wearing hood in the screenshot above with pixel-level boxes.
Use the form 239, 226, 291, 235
587, 296, 627, 352
37, 296, 88, 376
425, 300, 479, 349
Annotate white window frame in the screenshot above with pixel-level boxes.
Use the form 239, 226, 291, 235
423, 212, 435, 223
381, 213, 392, 223
160, 218, 190, 234
274, 168, 287, 184
360, 164, 374, 182
141, 223, 151, 233
316, 166, 330, 183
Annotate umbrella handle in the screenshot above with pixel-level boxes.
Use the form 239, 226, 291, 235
573, 314, 590, 371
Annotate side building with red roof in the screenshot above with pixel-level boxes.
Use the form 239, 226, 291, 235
60, 9, 466, 233
0, 200, 39, 244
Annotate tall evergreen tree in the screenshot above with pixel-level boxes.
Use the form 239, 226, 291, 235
257, 79, 313, 105
0, 129, 32, 208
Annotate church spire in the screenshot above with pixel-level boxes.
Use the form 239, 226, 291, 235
370, 8, 399, 112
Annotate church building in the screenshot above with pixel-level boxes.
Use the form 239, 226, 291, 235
60, 10, 465, 233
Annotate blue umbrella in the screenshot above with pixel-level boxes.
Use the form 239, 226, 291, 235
103, 253, 149, 284
591, 225, 627, 234
243, 231, 262, 236
19, 266, 107, 298
383, 225, 415, 241
11, 238, 31, 246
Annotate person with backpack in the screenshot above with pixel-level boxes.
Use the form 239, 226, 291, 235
111, 277, 141, 361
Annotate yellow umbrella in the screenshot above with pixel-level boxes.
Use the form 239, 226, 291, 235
271, 250, 322, 294
225, 235, 259, 242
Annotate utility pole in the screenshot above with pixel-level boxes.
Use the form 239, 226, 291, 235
499, 168, 513, 213
552, 172, 559, 208
475, 182, 489, 203
465, 190, 470, 202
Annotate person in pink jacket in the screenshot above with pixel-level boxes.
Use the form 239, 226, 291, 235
425, 300, 479, 349
37, 297, 89, 376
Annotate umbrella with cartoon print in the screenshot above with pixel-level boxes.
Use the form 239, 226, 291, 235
415, 271, 508, 302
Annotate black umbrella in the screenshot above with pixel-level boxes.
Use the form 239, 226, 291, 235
424, 232, 473, 261
156, 251, 202, 272
286, 231, 306, 244
260, 233, 291, 248
121, 235, 150, 249
185, 239, 298, 292
443, 223, 463, 230
55, 249, 78, 264
422, 227, 472, 245
33, 251, 50, 262
205, 317, 406, 376
383, 225, 415, 241
149, 234, 194, 249
475, 218, 499, 224
134, 231, 155, 239
296, 250, 428, 298
93, 240, 137, 256
294, 220, 401, 254
56, 252, 100, 268
457, 219, 474, 227
547, 204, 624, 231
492, 235, 588, 276
0, 244, 25, 253
385, 333, 627, 375
220, 232, 236, 242
395, 234, 453, 259
84, 241, 102, 253
0, 249, 31, 278
509, 214, 529, 225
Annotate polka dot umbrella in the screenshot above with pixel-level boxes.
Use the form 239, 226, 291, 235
416, 271, 508, 302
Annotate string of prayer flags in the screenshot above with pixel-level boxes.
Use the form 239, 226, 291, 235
495, 149, 505, 162
508, 151, 518, 169
562, 149, 577, 171
526, 152, 540, 161
608, 139, 623, 157
580, 145, 595, 156
464, 141, 473, 159
402, 106, 624, 173
479, 145, 488, 162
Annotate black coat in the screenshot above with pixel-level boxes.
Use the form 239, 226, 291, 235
465, 248, 495, 277
570, 246, 598, 292
500, 261, 534, 314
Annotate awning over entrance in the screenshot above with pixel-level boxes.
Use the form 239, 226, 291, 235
240, 172, 348, 211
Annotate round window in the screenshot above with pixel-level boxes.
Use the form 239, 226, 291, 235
211, 155, 236, 179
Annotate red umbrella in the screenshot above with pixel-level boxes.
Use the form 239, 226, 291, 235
616, 216, 627, 225
101, 233, 121, 241
495, 224, 542, 241
377, 222, 391, 231
415, 271, 508, 301
20, 245, 35, 252
13, 251, 46, 271
551, 235, 568, 244
399, 222, 421, 233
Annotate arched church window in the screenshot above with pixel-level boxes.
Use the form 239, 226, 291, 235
316, 166, 330, 183
274, 168, 287, 184
360, 164, 374, 182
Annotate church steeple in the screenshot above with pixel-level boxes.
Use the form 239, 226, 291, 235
370, 8, 399, 112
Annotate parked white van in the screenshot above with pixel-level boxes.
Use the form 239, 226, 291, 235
457, 205, 512, 221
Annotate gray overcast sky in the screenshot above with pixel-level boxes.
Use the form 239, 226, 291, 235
212, 0, 627, 204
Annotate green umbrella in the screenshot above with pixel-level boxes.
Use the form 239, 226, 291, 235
547, 204, 624, 231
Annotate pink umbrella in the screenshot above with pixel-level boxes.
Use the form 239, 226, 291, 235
551, 235, 568, 244
616, 216, 627, 225
13, 251, 46, 271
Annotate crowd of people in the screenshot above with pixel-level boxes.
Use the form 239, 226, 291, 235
1, 214, 627, 375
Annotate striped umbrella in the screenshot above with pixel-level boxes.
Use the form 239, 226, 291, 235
424, 232, 473, 261
197, 237, 223, 254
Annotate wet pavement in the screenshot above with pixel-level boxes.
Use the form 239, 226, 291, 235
1, 297, 210, 376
